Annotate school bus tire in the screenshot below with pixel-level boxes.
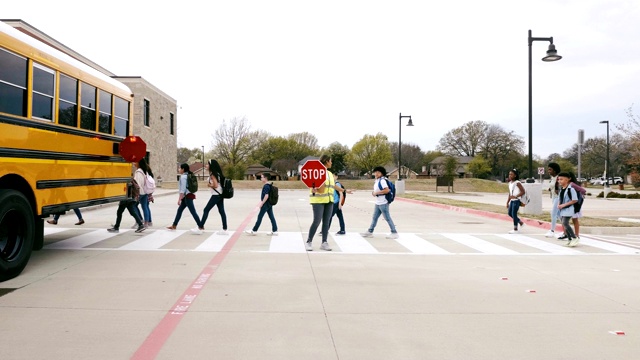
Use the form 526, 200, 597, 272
0, 189, 35, 282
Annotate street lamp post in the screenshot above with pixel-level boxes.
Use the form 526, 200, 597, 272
201, 145, 205, 180
398, 113, 414, 180
600, 120, 610, 188
528, 29, 562, 182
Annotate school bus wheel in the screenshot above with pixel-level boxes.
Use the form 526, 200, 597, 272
0, 190, 35, 282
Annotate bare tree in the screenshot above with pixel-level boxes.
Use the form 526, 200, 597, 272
437, 120, 488, 157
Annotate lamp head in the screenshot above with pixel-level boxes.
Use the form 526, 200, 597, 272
599, 120, 609, 124
542, 44, 562, 62
406, 118, 414, 126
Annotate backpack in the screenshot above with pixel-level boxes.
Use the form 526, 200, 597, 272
567, 186, 584, 212
186, 172, 198, 193
139, 170, 155, 194
221, 177, 234, 199
130, 178, 140, 202
377, 177, 396, 204
268, 182, 279, 205
337, 182, 346, 206
514, 181, 530, 206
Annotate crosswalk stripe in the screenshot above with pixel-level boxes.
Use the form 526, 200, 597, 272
441, 233, 519, 254
496, 234, 583, 254
332, 232, 378, 253
194, 232, 233, 252
45, 229, 123, 249
269, 232, 306, 253
43, 227, 68, 236
579, 236, 640, 254
118, 230, 186, 250
394, 233, 450, 254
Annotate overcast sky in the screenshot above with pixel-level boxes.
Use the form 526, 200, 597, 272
4, 0, 640, 158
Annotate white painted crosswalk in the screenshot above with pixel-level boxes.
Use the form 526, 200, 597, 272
42, 228, 640, 256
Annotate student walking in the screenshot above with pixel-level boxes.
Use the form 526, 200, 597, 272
331, 174, 351, 235
167, 163, 204, 234
545, 162, 561, 237
200, 159, 229, 235
361, 166, 399, 239
305, 155, 338, 251
557, 172, 579, 247
134, 158, 153, 228
245, 173, 278, 235
47, 208, 84, 225
506, 169, 525, 234
107, 178, 145, 233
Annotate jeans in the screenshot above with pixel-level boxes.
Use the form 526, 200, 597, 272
139, 194, 152, 223
172, 197, 202, 228
330, 202, 345, 232
367, 203, 397, 233
308, 202, 333, 243
54, 208, 82, 221
550, 197, 559, 231
561, 216, 576, 239
114, 200, 142, 229
508, 200, 521, 227
201, 195, 227, 230
252, 203, 277, 232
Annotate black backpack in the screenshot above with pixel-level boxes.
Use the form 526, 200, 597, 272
268, 182, 279, 205
221, 177, 234, 199
567, 186, 584, 212
186, 172, 198, 193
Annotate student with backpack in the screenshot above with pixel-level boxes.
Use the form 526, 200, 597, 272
245, 173, 278, 236
134, 158, 154, 228
107, 176, 145, 233
200, 159, 229, 235
361, 166, 399, 239
557, 171, 580, 247
506, 169, 526, 234
167, 163, 204, 234
331, 174, 352, 235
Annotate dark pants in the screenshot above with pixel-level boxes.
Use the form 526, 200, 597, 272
252, 203, 277, 232
330, 202, 345, 232
307, 202, 333, 243
53, 208, 82, 221
172, 197, 202, 228
114, 200, 143, 229
201, 195, 227, 230
508, 200, 521, 227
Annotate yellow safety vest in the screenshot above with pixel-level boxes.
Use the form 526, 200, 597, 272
309, 171, 335, 204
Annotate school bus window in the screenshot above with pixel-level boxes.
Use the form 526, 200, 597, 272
32, 63, 55, 121
58, 74, 78, 127
114, 96, 129, 137
0, 48, 28, 117
80, 82, 97, 131
98, 90, 112, 134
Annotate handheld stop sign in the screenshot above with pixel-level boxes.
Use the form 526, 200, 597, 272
300, 160, 327, 188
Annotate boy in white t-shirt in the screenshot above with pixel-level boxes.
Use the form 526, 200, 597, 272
361, 166, 399, 239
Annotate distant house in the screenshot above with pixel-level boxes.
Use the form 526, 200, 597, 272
245, 164, 281, 180
188, 161, 207, 180
387, 165, 418, 180
429, 156, 475, 178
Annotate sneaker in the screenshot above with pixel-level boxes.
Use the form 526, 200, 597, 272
544, 230, 555, 238
190, 228, 203, 235
320, 242, 332, 251
107, 227, 119, 233
267, 231, 279, 236
47, 219, 58, 225
135, 225, 146, 233
166, 225, 176, 230
216, 230, 229, 235
386, 233, 399, 239
245, 230, 256, 236
557, 234, 568, 240
75, 219, 85, 225
508, 229, 519, 234
336, 231, 346, 235
361, 232, 373, 238
519, 221, 525, 228
568, 237, 580, 247
305, 242, 313, 251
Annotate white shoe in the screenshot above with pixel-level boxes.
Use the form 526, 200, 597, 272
190, 228, 203, 235
267, 231, 279, 236
385, 233, 399, 239
305, 242, 313, 251
544, 230, 555, 238
360, 232, 373, 238
508, 229, 519, 234
216, 230, 229, 235
320, 242, 332, 251
244, 230, 256, 236
567, 237, 580, 247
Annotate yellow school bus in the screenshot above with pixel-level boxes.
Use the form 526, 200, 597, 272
0, 21, 140, 281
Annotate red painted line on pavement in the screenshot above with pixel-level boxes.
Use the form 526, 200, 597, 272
398, 197, 557, 231
130, 204, 260, 360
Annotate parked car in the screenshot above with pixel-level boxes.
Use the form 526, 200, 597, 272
591, 177, 623, 185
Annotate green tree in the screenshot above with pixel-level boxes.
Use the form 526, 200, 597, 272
467, 156, 492, 179
347, 133, 392, 175
444, 156, 458, 176
324, 142, 350, 175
